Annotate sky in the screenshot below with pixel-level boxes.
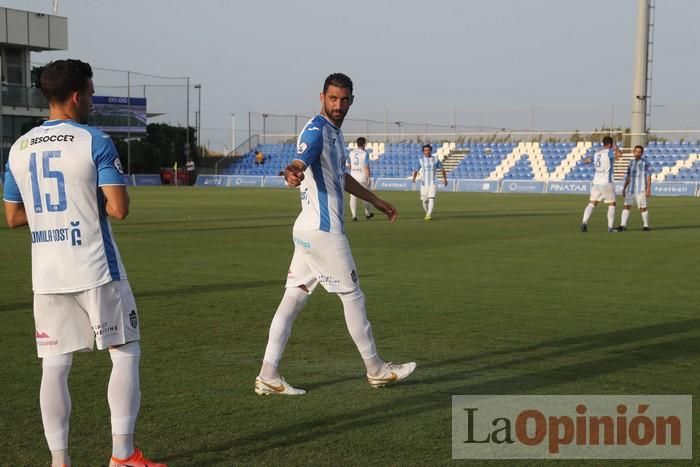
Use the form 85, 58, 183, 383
6, 0, 700, 149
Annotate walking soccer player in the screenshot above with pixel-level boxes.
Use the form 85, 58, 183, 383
412, 144, 448, 221
347, 137, 374, 221
255, 73, 416, 396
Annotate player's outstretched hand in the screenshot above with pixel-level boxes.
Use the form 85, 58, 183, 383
285, 164, 305, 187
372, 198, 398, 223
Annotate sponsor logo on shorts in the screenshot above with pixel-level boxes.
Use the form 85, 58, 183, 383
318, 274, 341, 288
93, 321, 119, 338
351, 269, 358, 283
35, 330, 58, 346
293, 235, 311, 249
129, 310, 138, 329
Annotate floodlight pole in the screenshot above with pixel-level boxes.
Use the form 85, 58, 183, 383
185, 76, 190, 165
631, 0, 651, 148
194, 84, 201, 157
127, 71, 131, 174
231, 113, 236, 155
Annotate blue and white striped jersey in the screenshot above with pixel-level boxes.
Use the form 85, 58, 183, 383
415, 156, 442, 187
592, 147, 615, 185
3, 120, 127, 294
626, 158, 651, 194
293, 114, 347, 233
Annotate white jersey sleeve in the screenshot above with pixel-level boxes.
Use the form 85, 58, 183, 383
5, 120, 128, 294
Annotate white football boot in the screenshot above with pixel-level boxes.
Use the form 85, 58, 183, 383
255, 376, 307, 396
367, 362, 417, 388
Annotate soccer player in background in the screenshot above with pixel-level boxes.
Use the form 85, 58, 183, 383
618, 145, 652, 231
347, 137, 374, 221
255, 73, 416, 396
412, 144, 448, 221
580, 136, 622, 232
3, 60, 166, 467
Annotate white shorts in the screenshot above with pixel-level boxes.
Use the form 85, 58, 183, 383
624, 192, 648, 209
590, 184, 616, 203
420, 184, 437, 200
351, 173, 369, 188
33, 280, 141, 358
286, 230, 360, 294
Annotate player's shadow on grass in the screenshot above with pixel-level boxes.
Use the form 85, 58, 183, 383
124, 214, 294, 226
135, 280, 283, 299
413, 317, 700, 375
0, 280, 285, 313
164, 317, 700, 464
0, 300, 32, 312
430, 210, 570, 221
118, 222, 293, 236
641, 224, 700, 231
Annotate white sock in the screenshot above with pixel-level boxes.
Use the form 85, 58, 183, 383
337, 288, 383, 374
364, 201, 371, 217
621, 209, 630, 227
582, 203, 595, 224
108, 341, 141, 459
422, 199, 428, 213
261, 287, 310, 379
51, 449, 70, 467
641, 210, 649, 227
427, 198, 435, 216
349, 195, 357, 218
40, 353, 73, 456
607, 205, 615, 229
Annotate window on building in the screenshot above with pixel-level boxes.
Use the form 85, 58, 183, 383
4, 49, 24, 86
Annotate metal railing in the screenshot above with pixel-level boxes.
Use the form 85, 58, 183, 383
2, 85, 48, 109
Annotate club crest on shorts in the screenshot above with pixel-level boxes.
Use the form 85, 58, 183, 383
351, 269, 358, 283
129, 310, 138, 329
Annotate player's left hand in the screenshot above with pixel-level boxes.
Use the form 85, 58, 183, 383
373, 198, 398, 223
646, 189, 651, 197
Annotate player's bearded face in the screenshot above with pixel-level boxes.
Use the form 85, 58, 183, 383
321, 85, 352, 125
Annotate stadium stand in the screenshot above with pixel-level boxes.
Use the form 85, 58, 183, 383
223, 140, 700, 182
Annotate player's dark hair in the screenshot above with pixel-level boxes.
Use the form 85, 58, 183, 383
634, 145, 645, 153
323, 73, 353, 94
422, 144, 432, 151
602, 136, 614, 146
356, 137, 366, 147
38, 59, 93, 103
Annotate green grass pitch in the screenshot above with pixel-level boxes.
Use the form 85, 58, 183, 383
1, 187, 698, 466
